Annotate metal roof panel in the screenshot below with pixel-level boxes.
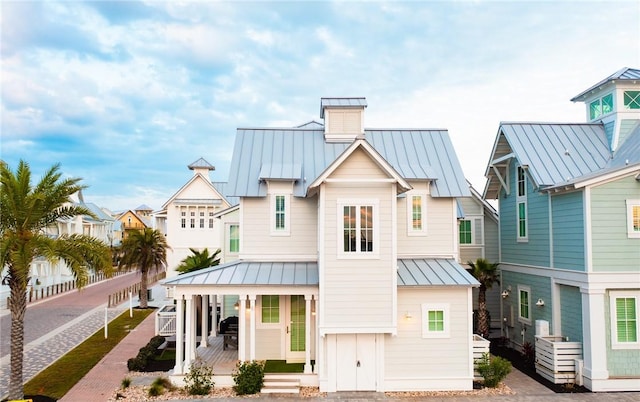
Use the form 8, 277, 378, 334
397, 259, 479, 286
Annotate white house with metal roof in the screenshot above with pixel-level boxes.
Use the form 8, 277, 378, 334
484, 68, 640, 391
163, 98, 482, 392
155, 158, 239, 279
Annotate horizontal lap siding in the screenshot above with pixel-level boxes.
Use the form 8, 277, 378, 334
551, 191, 585, 271
500, 163, 550, 266
322, 178, 395, 328
559, 285, 583, 343
397, 195, 456, 256
590, 176, 640, 272
386, 288, 471, 377
241, 196, 317, 257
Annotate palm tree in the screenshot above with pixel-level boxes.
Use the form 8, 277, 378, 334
467, 258, 500, 339
118, 228, 168, 308
0, 160, 112, 400
176, 247, 221, 274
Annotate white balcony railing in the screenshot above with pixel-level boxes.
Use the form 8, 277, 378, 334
156, 304, 177, 336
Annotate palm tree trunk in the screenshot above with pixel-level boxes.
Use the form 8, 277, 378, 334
9, 279, 27, 400
478, 284, 489, 339
140, 267, 148, 308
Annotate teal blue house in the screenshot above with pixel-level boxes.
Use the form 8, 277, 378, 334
484, 68, 640, 392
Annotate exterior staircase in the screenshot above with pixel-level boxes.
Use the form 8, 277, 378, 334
261, 374, 300, 394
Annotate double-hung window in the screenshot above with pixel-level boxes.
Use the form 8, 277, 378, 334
407, 193, 427, 235
421, 303, 450, 338
626, 200, 640, 238
610, 291, 639, 349
339, 200, 378, 256
229, 224, 239, 254
516, 166, 528, 241
518, 285, 532, 325
180, 211, 186, 228
271, 194, 290, 236
459, 220, 472, 244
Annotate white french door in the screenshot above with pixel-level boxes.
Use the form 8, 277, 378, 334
285, 295, 306, 362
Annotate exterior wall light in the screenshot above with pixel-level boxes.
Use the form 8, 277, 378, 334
536, 298, 545, 307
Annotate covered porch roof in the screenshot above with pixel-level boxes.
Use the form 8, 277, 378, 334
163, 258, 478, 288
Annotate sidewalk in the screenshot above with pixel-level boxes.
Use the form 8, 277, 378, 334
59, 310, 158, 402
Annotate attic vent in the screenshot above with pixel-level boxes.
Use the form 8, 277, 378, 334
329, 110, 361, 134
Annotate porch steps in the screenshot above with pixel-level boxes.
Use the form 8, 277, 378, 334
261, 375, 300, 394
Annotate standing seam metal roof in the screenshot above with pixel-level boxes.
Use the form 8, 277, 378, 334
227, 127, 470, 198
162, 259, 478, 287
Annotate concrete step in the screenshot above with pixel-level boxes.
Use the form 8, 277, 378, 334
261, 375, 300, 394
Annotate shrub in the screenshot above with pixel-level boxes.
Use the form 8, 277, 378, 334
185, 357, 215, 395
127, 335, 166, 371
476, 353, 512, 388
232, 360, 265, 395
521, 341, 535, 367
121, 377, 131, 389
148, 383, 164, 397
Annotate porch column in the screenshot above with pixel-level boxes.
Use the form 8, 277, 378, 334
173, 295, 184, 375
184, 296, 194, 371
249, 294, 256, 361
200, 294, 209, 347
238, 295, 247, 361
210, 294, 218, 336
304, 294, 312, 374
190, 295, 197, 360
581, 288, 609, 388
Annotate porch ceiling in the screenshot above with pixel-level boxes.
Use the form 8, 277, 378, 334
397, 258, 479, 287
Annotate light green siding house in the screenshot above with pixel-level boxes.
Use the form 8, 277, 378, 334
484, 68, 640, 392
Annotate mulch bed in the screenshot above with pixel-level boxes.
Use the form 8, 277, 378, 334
490, 340, 589, 393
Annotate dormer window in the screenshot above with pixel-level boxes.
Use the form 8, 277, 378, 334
589, 93, 614, 120
624, 91, 640, 110
321, 97, 367, 142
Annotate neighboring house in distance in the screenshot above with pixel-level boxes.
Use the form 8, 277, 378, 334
163, 98, 481, 392
484, 68, 640, 392
155, 158, 238, 280
116, 209, 150, 241
0, 193, 115, 306
458, 183, 500, 336
134, 204, 154, 227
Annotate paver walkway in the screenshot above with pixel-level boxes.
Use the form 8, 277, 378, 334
0, 272, 149, 398
60, 311, 158, 401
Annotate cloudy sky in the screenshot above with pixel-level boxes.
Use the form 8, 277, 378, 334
2, 1, 639, 212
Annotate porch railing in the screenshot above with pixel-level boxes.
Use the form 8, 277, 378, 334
156, 304, 177, 336
472, 334, 490, 379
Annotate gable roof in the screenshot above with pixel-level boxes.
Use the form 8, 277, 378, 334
484, 122, 640, 198
160, 173, 234, 210
320, 97, 367, 118
227, 125, 470, 198
571, 67, 640, 102
307, 139, 412, 195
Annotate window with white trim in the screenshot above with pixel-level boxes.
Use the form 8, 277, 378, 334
190, 211, 195, 228
421, 303, 450, 338
229, 224, 239, 254
518, 285, 532, 324
339, 201, 378, 255
626, 199, 640, 238
517, 166, 528, 241
610, 291, 639, 349
271, 194, 290, 235
407, 193, 427, 235
181, 211, 186, 228
589, 92, 614, 120
261, 295, 280, 323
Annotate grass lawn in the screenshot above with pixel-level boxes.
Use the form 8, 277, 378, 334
23, 308, 154, 400
264, 360, 305, 373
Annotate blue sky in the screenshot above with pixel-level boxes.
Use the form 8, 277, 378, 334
2, 1, 639, 211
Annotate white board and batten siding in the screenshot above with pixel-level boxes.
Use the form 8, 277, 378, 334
384, 288, 475, 391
